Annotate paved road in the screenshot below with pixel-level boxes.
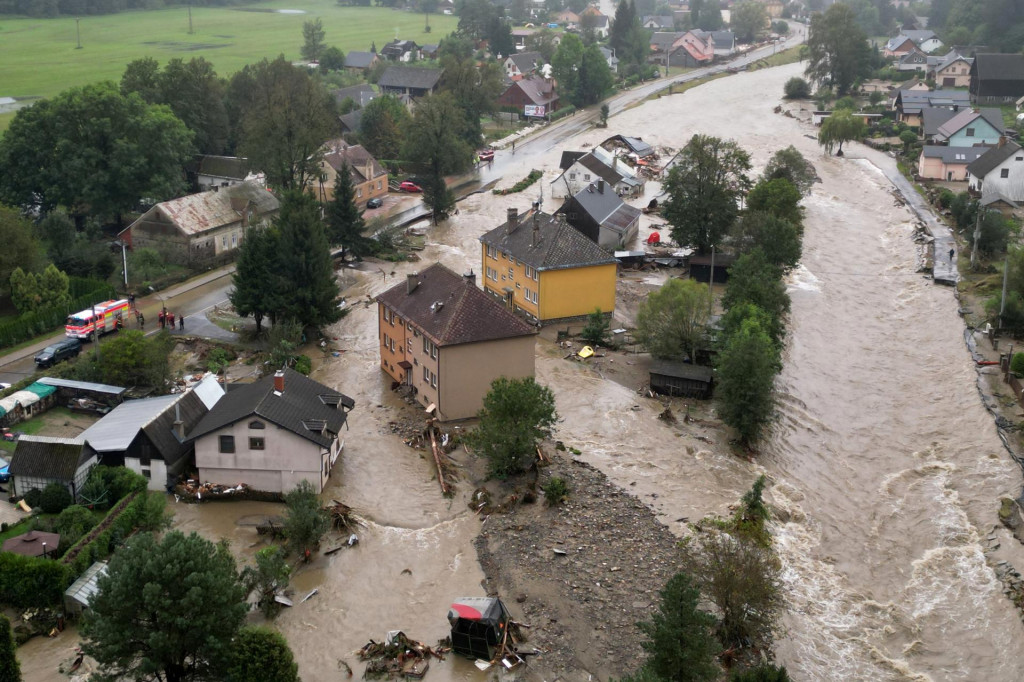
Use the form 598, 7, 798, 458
0, 28, 807, 386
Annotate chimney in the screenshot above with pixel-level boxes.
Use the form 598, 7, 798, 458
531, 203, 540, 247
274, 370, 285, 393
999, 136, 1007, 148
506, 207, 519, 234
173, 403, 185, 440
597, 179, 605, 194
463, 269, 476, 285
407, 271, 419, 294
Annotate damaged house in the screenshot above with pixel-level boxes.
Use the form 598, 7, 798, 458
560, 181, 642, 251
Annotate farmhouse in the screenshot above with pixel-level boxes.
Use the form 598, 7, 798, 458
970, 54, 1024, 105
377, 66, 443, 99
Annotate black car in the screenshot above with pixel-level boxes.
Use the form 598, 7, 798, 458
34, 338, 82, 368
367, 197, 383, 209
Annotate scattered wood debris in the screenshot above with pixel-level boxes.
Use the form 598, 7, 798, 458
357, 631, 450, 679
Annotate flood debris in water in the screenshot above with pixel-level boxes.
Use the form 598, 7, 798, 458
357, 631, 450, 679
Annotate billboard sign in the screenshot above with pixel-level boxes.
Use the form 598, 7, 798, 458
524, 104, 546, 118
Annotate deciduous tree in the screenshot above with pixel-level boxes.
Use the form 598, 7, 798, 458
156, 57, 230, 155
359, 95, 412, 162
721, 249, 790, 344
731, 1, 768, 43
320, 46, 346, 72
663, 135, 752, 253
301, 17, 326, 61
242, 547, 292, 618
763, 146, 816, 196
81, 531, 248, 682
681, 529, 783, 648
470, 377, 558, 479
805, 2, 871, 95
731, 211, 802, 273
635, 572, 721, 682
283, 480, 329, 559
0, 83, 193, 222
441, 49, 505, 146
227, 626, 299, 682
730, 664, 792, 682
580, 307, 610, 346
746, 177, 802, 227
232, 57, 337, 191
817, 109, 866, 155
635, 278, 711, 361
783, 76, 810, 99
96, 330, 175, 389
401, 93, 473, 223
715, 313, 779, 444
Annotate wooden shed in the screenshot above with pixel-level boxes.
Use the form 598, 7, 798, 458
649, 360, 714, 399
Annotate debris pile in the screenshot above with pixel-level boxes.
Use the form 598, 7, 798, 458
174, 480, 252, 501
357, 631, 449, 679
325, 499, 363, 533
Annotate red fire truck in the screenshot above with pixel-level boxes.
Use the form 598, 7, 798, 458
65, 299, 130, 340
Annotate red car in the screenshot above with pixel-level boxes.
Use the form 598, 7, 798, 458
399, 181, 422, 193
478, 149, 495, 162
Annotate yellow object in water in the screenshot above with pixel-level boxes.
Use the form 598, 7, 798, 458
578, 346, 594, 359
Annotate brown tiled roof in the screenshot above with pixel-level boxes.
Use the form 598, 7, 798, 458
2, 530, 61, 558
479, 208, 618, 271
511, 76, 558, 107
321, 140, 387, 182
375, 263, 537, 347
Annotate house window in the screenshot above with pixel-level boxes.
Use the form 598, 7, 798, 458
423, 337, 438, 358
1001, 168, 1010, 178
569, 172, 576, 180
219, 435, 235, 453
584, 173, 591, 180
486, 245, 497, 259
965, 128, 975, 137
508, 267, 514, 278
486, 266, 498, 281
378, 180, 382, 189
249, 437, 265, 450
408, 338, 413, 353
222, 235, 227, 248
422, 367, 437, 387
249, 420, 265, 429
357, 188, 363, 197
231, 232, 238, 248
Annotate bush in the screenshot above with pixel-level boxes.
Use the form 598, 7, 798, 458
55, 505, 98, 552
492, 169, 543, 195
783, 77, 810, 99
542, 477, 569, 506
0, 552, 72, 608
1010, 353, 1024, 376
549, 105, 576, 121
40, 482, 72, 514
24, 488, 43, 509
294, 354, 312, 376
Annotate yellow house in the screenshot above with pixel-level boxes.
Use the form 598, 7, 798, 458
479, 205, 618, 324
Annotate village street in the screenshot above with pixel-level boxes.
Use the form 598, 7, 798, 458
18, 52, 1024, 682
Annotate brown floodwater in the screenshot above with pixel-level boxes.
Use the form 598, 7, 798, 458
17, 61, 1024, 682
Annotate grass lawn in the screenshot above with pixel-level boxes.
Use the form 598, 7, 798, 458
748, 45, 802, 71
0, 407, 99, 453
0, 0, 458, 131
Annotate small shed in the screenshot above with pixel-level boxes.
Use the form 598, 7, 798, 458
37, 377, 126, 412
650, 360, 714, 399
448, 597, 512, 661
64, 560, 108, 617
1, 530, 61, 559
688, 254, 736, 284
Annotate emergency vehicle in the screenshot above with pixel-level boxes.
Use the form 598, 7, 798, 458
65, 299, 130, 340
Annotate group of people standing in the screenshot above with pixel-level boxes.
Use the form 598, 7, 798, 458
125, 294, 184, 331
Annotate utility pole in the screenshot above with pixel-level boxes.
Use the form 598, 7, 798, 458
708, 244, 715, 317
75, 18, 82, 49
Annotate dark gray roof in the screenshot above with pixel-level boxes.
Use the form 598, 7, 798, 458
650, 31, 682, 51
559, 151, 587, 170
510, 76, 558, 106
642, 15, 674, 28
981, 192, 1019, 208
570, 153, 624, 185
967, 141, 1024, 179
710, 31, 734, 48
378, 66, 443, 90
37, 377, 126, 396
650, 360, 713, 383
922, 107, 957, 136
142, 390, 210, 467
570, 183, 642, 235
897, 89, 971, 114
375, 263, 536, 347
344, 51, 378, 69
8, 436, 88, 481
334, 84, 376, 108
973, 53, 1024, 81
935, 108, 1005, 140
508, 51, 541, 73
340, 109, 363, 133
189, 368, 352, 448
902, 29, 938, 44
480, 209, 617, 271
602, 135, 655, 158
920, 145, 990, 164
196, 155, 250, 180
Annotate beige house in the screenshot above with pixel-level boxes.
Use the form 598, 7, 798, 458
917, 145, 990, 181
188, 369, 354, 494
314, 139, 388, 204
375, 263, 537, 421
119, 181, 279, 267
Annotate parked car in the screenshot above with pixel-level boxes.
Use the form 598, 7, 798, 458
367, 197, 383, 209
34, 338, 82, 368
0, 456, 9, 483
478, 148, 495, 162
399, 181, 422, 193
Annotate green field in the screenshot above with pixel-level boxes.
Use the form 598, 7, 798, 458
0, 0, 458, 129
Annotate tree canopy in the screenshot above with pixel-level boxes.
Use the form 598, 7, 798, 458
635, 278, 712, 361
805, 2, 872, 95
746, 178, 803, 227
730, 1, 768, 43
663, 135, 752, 254
0, 82, 193, 221
721, 249, 790, 344
230, 226, 280, 334
325, 161, 377, 259
402, 93, 473, 223
470, 377, 558, 479
715, 312, 779, 445
0, 613, 19, 682
301, 17, 326, 62
731, 211, 802, 273
818, 109, 866, 156
0, 205, 46, 296
81, 530, 248, 682
763, 146, 816, 197
359, 95, 412, 163
283, 479, 329, 559
273, 192, 342, 329
635, 572, 722, 682
227, 626, 299, 682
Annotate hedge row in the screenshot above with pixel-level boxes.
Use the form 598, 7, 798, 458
0, 283, 116, 349
0, 552, 72, 608
61, 490, 143, 577
492, 170, 544, 196
549, 105, 577, 121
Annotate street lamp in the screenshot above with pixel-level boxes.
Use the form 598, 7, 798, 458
41, 542, 47, 559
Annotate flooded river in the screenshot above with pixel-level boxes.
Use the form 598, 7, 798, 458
16, 60, 1024, 681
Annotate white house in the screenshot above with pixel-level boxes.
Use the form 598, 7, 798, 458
967, 140, 1024, 202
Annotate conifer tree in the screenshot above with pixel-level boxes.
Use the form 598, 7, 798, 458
0, 613, 21, 682
275, 191, 342, 329
325, 161, 376, 260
